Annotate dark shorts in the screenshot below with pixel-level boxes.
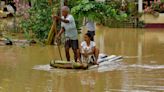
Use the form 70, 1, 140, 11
65, 39, 79, 49
88, 31, 95, 41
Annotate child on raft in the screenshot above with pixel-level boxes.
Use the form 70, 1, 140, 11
77, 32, 99, 65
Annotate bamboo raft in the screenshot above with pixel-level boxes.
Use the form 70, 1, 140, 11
50, 54, 123, 69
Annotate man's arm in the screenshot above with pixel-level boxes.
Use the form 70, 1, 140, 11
56, 27, 65, 39
52, 16, 69, 23
60, 18, 69, 23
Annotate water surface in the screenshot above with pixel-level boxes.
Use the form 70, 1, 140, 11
0, 27, 164, 92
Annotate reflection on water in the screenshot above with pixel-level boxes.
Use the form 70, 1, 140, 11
0, 27, 164, 92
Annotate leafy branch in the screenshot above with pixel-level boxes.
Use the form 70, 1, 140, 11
71, 0, 128, 25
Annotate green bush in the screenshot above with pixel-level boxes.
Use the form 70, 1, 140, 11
71, 0, 128, 26
21, 0, 59, 42
20, 0, 129, 42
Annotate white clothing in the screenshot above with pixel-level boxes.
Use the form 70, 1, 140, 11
81, 41, 96, 63
61, 14, 78, 40
86, 20, 95, 31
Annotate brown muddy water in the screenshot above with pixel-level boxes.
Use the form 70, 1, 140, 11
0, 26, 164, 92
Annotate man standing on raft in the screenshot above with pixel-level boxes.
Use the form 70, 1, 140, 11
52, 6, 79, 62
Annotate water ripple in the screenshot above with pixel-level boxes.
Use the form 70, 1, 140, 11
128, 64, 164, 70
32, 64, 52, 71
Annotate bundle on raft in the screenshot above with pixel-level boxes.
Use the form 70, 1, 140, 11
50, 60, 88, 69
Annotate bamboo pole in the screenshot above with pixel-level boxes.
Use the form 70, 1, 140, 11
46, 0, 65, 45
46, 18, 57, 45
61, 0, 64, 14
46, 0, 57, 45
46, 0, 63, 60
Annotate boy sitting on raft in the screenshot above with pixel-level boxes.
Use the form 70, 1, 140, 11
77, 32, 99, 65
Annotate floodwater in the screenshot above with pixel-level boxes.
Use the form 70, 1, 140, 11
0, 26, 164, 92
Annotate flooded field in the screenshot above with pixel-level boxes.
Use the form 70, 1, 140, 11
0, 26, 164, 92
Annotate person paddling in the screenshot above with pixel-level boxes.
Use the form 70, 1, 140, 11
52, 6, 79, 62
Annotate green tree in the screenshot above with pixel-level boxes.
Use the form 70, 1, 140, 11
21, 0, 60, 42
71, 0, 127, 26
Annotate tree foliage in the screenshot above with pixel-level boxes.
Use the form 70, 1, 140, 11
71, 0, 127, 25
21, 0, 59, 41
20, 0, 129, 42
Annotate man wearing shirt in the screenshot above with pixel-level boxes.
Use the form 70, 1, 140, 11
53, 6, 79, 62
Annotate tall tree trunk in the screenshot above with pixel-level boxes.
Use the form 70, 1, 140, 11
148, 0, 151, 6
138, 0, 143, 12
147, 0, 154, 6
49, 0, 52, 5
64, 0, 68, 6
